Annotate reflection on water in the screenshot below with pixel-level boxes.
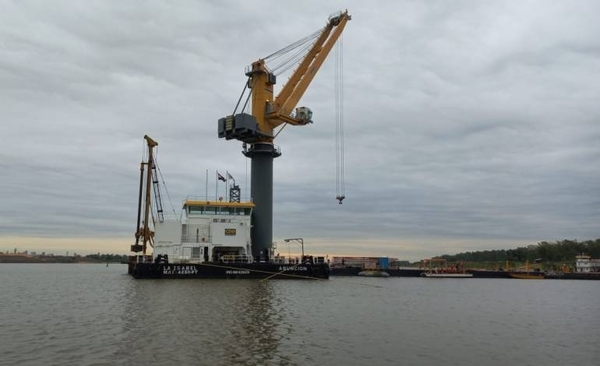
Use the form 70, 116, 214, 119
1, 265, 599, 366
113, 279, 291, 366
228, 282, 291, 365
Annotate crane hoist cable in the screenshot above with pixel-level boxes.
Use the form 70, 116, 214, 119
232, 30, 322, 117
269, 41, 317, 76
232, 33, 322, 135
335, 35, 346, 204
138, 143, 177, 238
150, 154, 164, 224
263, 29, 322, 65
153, 154, 177, 218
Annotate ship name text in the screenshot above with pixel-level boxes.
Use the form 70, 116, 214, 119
279, 266, 308, 271
226, 270, 250, 275
162, 265, 199, 276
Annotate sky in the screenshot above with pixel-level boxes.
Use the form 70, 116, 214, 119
1, 0, 599, 261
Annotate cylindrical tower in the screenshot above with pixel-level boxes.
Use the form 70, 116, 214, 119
244, 142, 281, 262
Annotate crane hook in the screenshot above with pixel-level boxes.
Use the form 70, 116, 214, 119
336, 195, 345, 204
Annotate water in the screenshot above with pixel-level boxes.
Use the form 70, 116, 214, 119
0, 264, 598, 366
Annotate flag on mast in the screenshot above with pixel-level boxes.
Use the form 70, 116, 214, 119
227, 172, 234, 181
217, 171, 226, 182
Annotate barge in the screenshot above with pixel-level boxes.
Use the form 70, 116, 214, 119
128, 136, 329, 280
128, 198, 329, 280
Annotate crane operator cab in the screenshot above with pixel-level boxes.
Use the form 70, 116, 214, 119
295, 107, 313, 124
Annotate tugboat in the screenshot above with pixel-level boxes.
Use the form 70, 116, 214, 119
508, 260, 544, 279
128, 136, 329, 280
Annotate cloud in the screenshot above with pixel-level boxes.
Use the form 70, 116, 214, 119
1, 1, 599, 259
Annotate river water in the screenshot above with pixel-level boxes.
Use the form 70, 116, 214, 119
0, 263, 598, 366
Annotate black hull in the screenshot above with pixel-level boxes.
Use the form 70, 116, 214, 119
331, 267, 425, 277
330, 267, 362, 276
387, 268, 424, 277
129, 262, 330, 280
466, 270, 549, 279
544, 272, 600, 280
467, 269, 511, 278
331, 268, 600, 279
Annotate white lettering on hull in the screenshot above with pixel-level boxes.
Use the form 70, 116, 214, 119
225, 270, 250, 275
162, 265, 199, 275
278, 266, 308, 271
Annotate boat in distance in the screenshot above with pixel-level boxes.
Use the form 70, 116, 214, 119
508, 273, 544, 280
507, 260, 544, 280
421, 273, 473, 278
420, 258, 472, 278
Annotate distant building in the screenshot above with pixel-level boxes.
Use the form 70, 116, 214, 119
575, 255, 600, 273
390, 260, 412, 267
331, 256, 398, 269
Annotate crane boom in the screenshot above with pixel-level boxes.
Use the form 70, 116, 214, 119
267, 11, 351, 129
218, 10, 351, 143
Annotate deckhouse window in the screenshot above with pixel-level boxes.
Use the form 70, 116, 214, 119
191, 247, 201, 259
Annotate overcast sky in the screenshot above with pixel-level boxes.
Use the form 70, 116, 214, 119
2, 0, 599, 260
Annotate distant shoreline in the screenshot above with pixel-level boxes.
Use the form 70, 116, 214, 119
0, 260, 125, 264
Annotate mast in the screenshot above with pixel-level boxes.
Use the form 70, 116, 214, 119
131, 135, 158, 255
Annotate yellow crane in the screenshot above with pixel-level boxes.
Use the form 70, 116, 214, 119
218, 10, 350, 261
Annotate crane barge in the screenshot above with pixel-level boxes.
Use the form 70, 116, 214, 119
127, 11, 350, 279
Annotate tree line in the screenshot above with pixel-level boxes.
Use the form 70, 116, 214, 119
440, 239, 600, 263
84, 253, 128, 263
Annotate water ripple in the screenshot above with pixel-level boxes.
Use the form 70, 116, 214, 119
1, 266, 599, 366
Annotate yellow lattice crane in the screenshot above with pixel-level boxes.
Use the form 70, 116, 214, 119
219, 10, 350, 142
218, 11, 351, 261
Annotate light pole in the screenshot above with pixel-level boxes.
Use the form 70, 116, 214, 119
284, 238, 304, 257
